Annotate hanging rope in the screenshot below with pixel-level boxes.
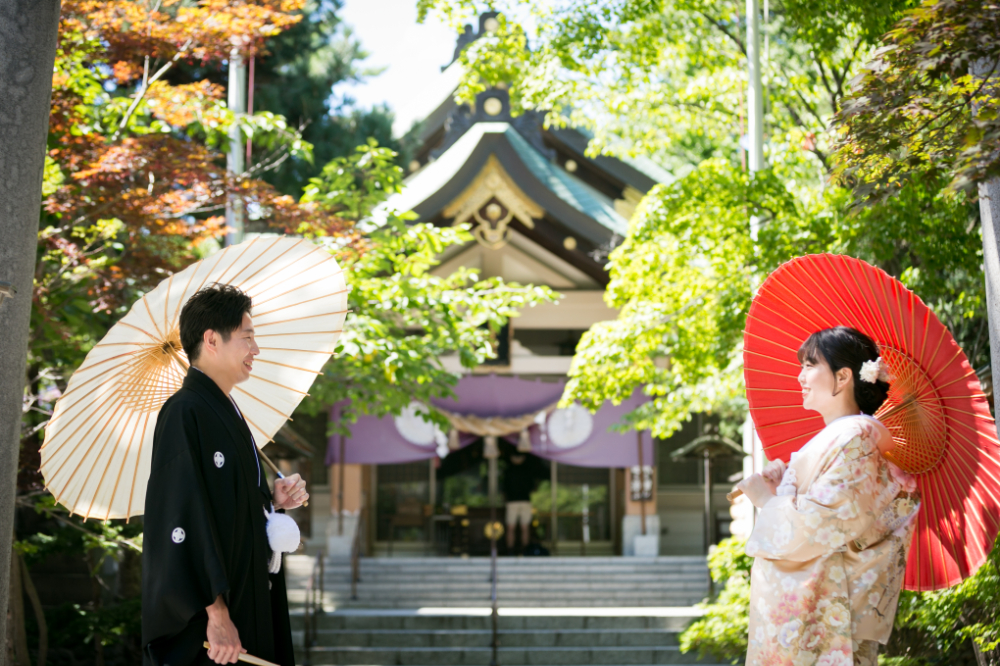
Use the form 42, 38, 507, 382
434, 401, 560, 457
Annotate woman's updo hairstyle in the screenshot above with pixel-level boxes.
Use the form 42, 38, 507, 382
797, 326, 890, 416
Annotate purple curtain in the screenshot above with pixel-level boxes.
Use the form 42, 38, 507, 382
326, 374, 653, 468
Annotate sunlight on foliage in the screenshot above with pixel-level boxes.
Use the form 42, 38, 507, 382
679, 537, 752, 664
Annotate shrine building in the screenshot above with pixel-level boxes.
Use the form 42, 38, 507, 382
284, 16, 742, 559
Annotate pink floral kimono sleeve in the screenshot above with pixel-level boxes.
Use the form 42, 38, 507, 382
743, 418, 914, 666
746, 429, 893, 563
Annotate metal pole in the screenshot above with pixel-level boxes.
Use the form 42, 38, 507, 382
245, 56, 255, 164
337, 435, 345, 536
489, 537, 499, 666
746, 0, 765, 248
428, 457, 436, 552
746, 0, 766, 521
550, 461, 558, 554
973, 60, 1000, 454
746, 0, 763, 175
980, 176, 1000, 434
488, 450, 499, 665
704, 452, 712, 553
608, 468, 617, 553
370, 466, 377, 553
488, 454, 498, 509
488, 451, 497, 557
637, 431, 647, 536
225, 48, 247, 246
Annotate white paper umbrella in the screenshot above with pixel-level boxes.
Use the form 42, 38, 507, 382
40, 236, 348, 521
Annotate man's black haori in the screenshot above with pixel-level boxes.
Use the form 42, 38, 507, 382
141, 368, 294, 665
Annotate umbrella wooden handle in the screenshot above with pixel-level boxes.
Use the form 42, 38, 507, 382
202, 642, 279, 666
258, 450, 308, 508
727, 488, 744, 503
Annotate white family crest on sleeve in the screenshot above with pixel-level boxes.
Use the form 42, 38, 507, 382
171, 527, 186, 544
214, 452, 225, 468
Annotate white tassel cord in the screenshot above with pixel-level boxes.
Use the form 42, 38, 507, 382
263, 507, 301, 574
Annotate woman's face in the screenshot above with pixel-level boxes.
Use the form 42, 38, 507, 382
799, 355, 840, 414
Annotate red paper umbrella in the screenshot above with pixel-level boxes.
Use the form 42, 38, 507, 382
744, 253, 1000, 591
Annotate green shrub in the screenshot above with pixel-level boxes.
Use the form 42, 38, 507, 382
678, 535, 1000, 665
678, 537, 750, 664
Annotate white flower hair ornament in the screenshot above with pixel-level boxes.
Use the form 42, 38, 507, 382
859, 357, 891, 384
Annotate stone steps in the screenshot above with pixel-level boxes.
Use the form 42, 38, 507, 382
284, 556, 711, 609
291, 610, 728, 666
290, 598, 706, 609
290, 576, 710, 585
300, 628, 683, 648
296, 645, 710, 665
284, 556, 726, 666
293, 613, 697, 631
287, 584, 708, 594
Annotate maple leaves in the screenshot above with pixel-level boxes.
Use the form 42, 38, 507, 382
145, 79, 227, 128
35, 1, 343, 374
834, 0, 1000, 202
62, 0, 306, 63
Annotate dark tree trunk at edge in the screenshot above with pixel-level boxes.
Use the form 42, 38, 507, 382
980, 180, 1000, 423
0, 0, 62, 659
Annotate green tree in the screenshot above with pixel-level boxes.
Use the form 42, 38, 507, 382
418, 0, 983, 442
418, 0, 912, 170
834, 1, 1000, 202
18, 6, 555, 662
566, 159, 830, 437
163, 0, 403, 197
250, 0, 404, 196
831, 3, 1000, 661
295, 141, 557, 428
416, 3, 992, 663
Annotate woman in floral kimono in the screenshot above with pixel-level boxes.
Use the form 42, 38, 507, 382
737, 327, 920, 666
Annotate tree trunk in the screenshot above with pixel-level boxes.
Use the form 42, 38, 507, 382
18, 553, 46, 666
9, 548, 28, 666
981, 179, 1000, 424
0, 0, 62, 658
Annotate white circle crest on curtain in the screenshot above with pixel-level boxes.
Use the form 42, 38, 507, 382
394, 401, 446, 448
547, 404, 593, 449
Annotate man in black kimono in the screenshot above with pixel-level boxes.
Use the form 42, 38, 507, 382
142, 284, 308, 665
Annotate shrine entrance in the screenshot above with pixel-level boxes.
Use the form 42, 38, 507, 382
373, 437, 616, 557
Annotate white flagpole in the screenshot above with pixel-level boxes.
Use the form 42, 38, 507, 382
226, 48, 247, 247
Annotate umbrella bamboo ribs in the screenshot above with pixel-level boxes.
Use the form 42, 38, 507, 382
41, 237, 345, 521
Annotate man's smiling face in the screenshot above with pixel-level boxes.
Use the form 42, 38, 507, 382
216, 311, 259, 386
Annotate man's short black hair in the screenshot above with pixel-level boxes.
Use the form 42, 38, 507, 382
179, 284, 253, 362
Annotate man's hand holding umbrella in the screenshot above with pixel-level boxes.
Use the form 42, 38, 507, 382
273, 473, 309, 510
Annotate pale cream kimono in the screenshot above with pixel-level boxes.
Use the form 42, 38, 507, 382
742, 415, 920, 666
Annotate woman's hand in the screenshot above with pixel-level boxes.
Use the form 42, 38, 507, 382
761, 459, 786, 491
273, 473, 308, 510
886, 461, 917, 493
737, 473, 777, 508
